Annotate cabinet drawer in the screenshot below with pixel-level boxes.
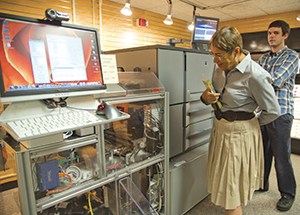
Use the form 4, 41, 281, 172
185, 118, 212, 150
170, 150, 209, 215
185, 100, 213, 126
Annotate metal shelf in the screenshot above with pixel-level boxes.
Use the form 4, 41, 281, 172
3, 93, 170, 215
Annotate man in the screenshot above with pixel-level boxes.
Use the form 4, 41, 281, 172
258, 20, 299, 211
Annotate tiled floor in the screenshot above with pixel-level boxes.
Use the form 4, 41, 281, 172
184, 153, 300, 215
1, 154, 299, 215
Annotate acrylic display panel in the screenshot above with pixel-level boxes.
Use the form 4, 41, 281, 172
119, 177, 158, 215
104, 100, 164, 173
30, 141, 101, 203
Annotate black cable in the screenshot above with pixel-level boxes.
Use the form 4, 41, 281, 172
42, 99, 57, 109
42, 97, 70, 108
57, 97, 68, 107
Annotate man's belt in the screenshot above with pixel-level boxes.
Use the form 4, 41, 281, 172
214, 110, 255, 122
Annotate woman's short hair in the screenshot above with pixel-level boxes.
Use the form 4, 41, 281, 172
210, 26, 243, 53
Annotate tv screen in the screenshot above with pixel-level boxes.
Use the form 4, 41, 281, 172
242, 28, 300, 54
192, 16, 219, 42
0, 12, 106, 103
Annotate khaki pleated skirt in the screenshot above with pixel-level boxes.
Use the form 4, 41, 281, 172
207, 116, 264, 210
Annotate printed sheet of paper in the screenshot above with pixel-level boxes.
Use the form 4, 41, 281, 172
100, 54, 119, 84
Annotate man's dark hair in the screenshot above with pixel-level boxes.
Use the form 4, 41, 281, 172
268, 20, 290, 37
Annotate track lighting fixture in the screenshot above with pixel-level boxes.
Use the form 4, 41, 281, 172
164, 0, 173, 25
188, 22, 194, 31
121, 0, 132, 16
188, 6, 196, 31
297, 14, 300, 21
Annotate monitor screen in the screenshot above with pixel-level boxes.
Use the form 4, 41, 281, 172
0, 13, 106, 103
192, 16, 219, 42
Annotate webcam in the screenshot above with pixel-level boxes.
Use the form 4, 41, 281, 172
45, 8, 70, 22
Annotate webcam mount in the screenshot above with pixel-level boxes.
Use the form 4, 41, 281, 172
45, 8, 70, 22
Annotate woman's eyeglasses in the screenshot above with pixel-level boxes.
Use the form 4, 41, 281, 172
209, 51, 230, 61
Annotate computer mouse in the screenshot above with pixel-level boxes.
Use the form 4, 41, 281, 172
96, 101, 122, 119
96, 103, 105, 115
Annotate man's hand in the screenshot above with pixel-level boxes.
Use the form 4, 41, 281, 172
202, 86, 220, 104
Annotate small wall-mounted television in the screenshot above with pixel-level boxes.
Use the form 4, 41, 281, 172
191, 16, 219, 52
0, 12, 106, 103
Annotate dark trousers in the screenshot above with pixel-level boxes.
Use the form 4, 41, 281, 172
260, 113, 296, 198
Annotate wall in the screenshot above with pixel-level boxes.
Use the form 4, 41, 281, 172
0, 0, 299, 51
220, 11, 300, 33
0, 0, 192, 51
100, 0, 192, 50
0, 0, 99, 29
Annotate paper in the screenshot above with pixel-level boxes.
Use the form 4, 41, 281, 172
202, 74, 222, 109
100, 54, 119, 84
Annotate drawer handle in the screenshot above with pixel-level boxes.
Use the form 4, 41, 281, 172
187, 139, 210, 150
187, 127, 212, 139
188, 107, 212, 115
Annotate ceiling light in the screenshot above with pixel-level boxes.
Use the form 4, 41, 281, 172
188, 6, 196, 31
121, 0, 132, 16
188, 22, 194, 31
164, 1, 173, 25
164, 15, 173, 25
297, 14, 300, 21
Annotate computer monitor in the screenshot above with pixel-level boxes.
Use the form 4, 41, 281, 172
191, 16, 219, 52
0, 12, 106, 103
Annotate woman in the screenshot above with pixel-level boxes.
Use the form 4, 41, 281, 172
201, 26, 280, 215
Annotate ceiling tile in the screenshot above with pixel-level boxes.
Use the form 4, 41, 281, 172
107, 0, 300, 22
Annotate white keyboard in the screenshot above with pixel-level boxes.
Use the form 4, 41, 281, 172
6, 110, 102, 140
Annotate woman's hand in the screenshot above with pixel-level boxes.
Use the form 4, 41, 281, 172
202, 86, 220, 104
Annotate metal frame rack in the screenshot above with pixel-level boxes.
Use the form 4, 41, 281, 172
1, 92, 169, 215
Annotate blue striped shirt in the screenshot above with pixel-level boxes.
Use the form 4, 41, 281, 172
258, 46, 299, 116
